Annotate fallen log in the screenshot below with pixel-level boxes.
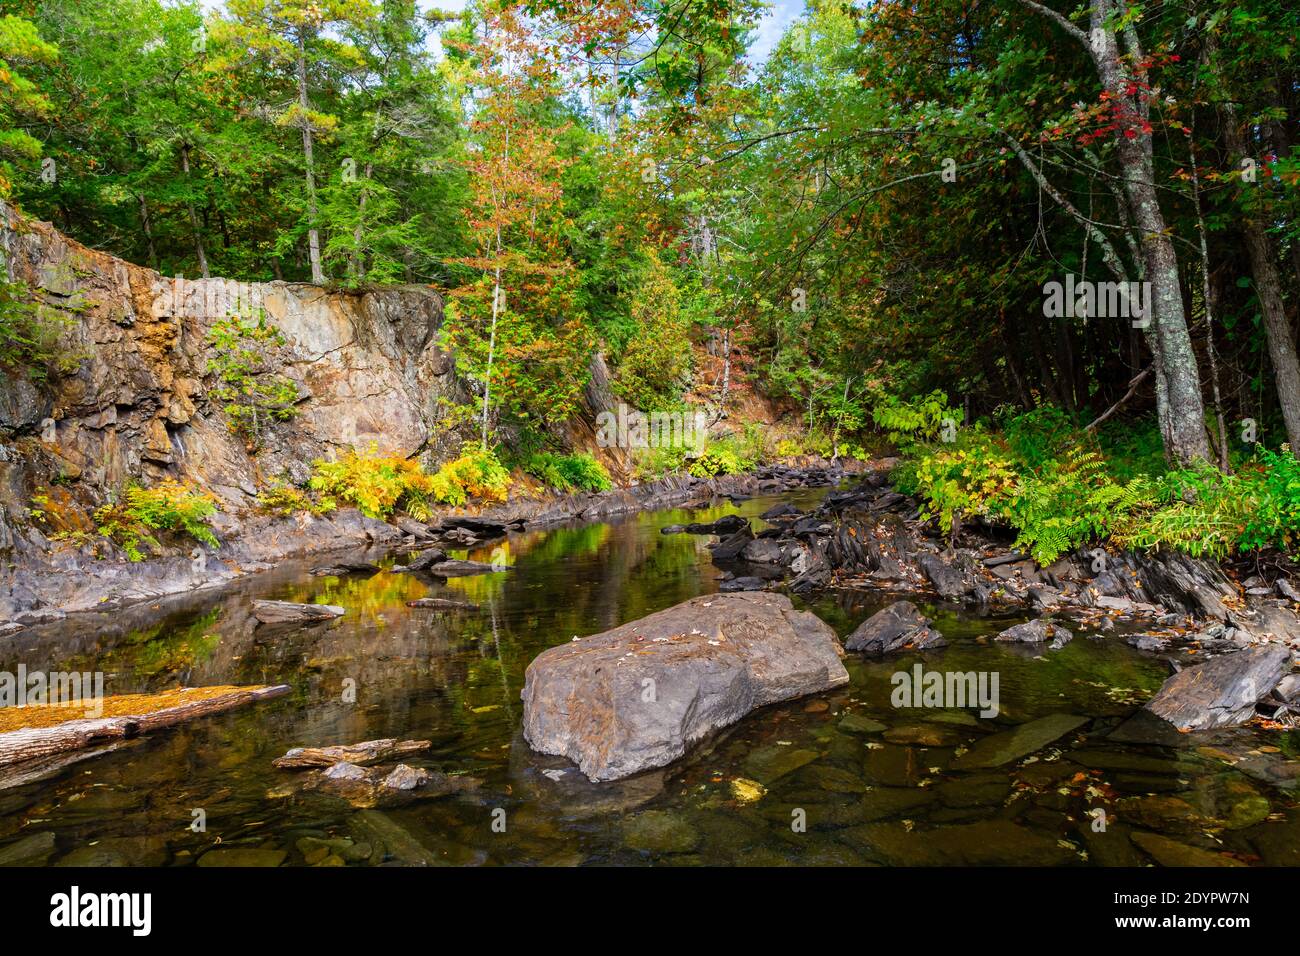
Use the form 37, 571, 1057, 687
0, 684, 290, 768
273, 738, 432, 770
427, 560, 511, 577
406, 598, 479, 611
251, 600, 345, 624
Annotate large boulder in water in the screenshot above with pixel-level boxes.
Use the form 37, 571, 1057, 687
1144, 644, 1292, 730
520, 592, 849, 781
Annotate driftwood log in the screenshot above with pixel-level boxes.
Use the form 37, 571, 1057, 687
251, 600, 346, 624
406, 598, 479, 611
273, 738, 431, 770
0, 684, 290, 768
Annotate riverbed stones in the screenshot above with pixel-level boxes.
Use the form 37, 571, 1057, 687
840, 819, 1076, 866
844, 600, 946, 654
883, 723, 964, 747
710, 527, 756, 561
0, 830, 55, 866
951, 713, 1088, 769
838, 712, 887, 735
196, 847, 288, 867
251, 600, 346, 624
1129, 831, 1246, 867
521, 592, 849, 781
623, 811, 700, 854
1143, 643, 1291, 730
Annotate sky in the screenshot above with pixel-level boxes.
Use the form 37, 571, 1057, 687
199, 0, 808, 65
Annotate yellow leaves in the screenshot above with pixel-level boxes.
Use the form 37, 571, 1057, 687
730, 777, 766, 803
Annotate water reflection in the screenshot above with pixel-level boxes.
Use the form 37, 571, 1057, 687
0, 489, 1296, 867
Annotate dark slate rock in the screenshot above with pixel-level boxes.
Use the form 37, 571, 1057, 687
995, 618, 1073, 645
684, 514, 750, 536
1144, 644, 1292, 730
710, 527, 756, 562
390, 548, 449, 573
844, 600, 947, 655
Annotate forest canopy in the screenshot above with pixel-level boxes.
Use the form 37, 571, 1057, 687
1, 0, 1298, 508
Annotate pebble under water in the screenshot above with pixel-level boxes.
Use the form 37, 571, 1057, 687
1, 490, 1298, 867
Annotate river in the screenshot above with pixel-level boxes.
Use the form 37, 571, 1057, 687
0, 489, 1296, 866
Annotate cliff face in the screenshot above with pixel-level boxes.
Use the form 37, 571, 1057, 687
0, 201, 469, 564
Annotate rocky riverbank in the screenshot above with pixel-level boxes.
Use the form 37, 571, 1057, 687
0, 461, 858, 630
659, 464, 1300, 733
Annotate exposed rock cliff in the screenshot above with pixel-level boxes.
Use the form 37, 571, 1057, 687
0, 201, 486, 612
0, 202, 662, 622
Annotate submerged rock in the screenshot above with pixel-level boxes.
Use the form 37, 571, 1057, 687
196, 847, 288, 867
1143, 644, 1291, 730
623, 811, 700, 854
1129, 831, 1246, 867
951, 713, 1088, 769
0, 831, 56, 866
744, 746, 821, 784
521, 592, 849, 781
718, 576, 766, 592
310, 561, 380, 576
840, 819, 1076, 866
843, 600, 946, 654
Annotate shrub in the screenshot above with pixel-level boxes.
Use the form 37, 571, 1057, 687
525, 452, 612, 492
633, 442, 694, 480
899, 404, 1300, 564
428, 445, 512, 507
95, 480, 219, 561
0, 278, 78, 382
688, 440, 752, 478
614, 250, 693, 411
256, 481, 328, 517
309, 444, 437, 520
206, 313, 300, 448
870, 390, 960, 446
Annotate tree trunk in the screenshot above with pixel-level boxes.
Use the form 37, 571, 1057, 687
351, 162, 373, 281
1218, 97, 1300, 448
137, 194, 158, 271
178, 144, 209, 279
1089, 4, 1209, 463
296, 30, 324, 284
